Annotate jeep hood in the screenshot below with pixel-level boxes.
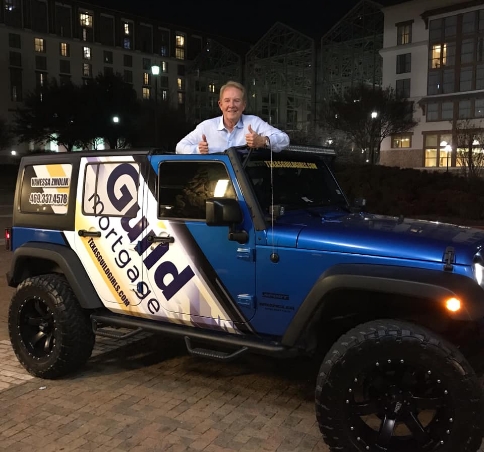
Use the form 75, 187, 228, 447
271, 210, 484, 264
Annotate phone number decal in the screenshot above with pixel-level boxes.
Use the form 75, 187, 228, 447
29, 193, 68, 206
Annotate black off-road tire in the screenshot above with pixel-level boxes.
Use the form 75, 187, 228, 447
316, 319, 484, 452
8, 274, 95, 379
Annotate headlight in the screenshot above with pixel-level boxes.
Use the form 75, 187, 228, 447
474, 258, 484, 286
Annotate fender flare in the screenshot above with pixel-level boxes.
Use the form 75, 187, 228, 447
7, 242, 103, 310
281, 263, 484, 346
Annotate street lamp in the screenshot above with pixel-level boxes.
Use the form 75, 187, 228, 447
440, 140, 451, 172
369, 111, 379, 164
151, 65, 160, 147
112, 116, 119, 123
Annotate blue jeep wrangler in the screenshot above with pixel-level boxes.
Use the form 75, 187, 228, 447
6, 146, 484, 451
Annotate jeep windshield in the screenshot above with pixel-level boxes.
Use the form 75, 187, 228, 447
243, 150, 348, 214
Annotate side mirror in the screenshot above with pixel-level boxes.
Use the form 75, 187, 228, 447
206, 198, 242, 226
206, 198, 248, 244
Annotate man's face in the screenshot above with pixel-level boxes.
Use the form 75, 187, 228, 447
218, 87, 246, 123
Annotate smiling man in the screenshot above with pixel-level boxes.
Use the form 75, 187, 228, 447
175, 80, 290, 154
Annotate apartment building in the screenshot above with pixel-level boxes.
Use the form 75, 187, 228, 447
380, 0, 484, 169
0, 0, 208, 152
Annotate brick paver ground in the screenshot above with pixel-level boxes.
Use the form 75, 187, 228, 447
0, 334, 331, 451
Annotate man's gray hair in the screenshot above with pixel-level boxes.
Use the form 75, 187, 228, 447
219, 80, 246, 102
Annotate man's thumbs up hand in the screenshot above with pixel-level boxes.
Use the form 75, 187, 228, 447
198, 134, 209, 154
245, 125, 265, 148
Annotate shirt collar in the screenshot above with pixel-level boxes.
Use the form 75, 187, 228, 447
217, 115, 245, 131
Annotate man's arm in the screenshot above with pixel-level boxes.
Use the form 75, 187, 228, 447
176, 126, 203, 154
251, 117, 290, 152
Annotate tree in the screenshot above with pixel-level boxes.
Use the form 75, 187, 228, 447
131, 95, 192, 150
455, 119, 484, 180
86, 73, 141, 149
14, 79, 92, 151
322, 83, 418, 164
0, 117, 13, 150
14, 74, 142, 151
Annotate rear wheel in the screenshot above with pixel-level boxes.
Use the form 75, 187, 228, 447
316, 319, 484, 452
8, 274, 95, 379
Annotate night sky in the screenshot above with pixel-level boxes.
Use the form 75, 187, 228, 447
90, 0, 406, 44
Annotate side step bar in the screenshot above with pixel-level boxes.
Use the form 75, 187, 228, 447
92, 321, 143, 340
184, 336, 248, 362
91, 313, 298, 359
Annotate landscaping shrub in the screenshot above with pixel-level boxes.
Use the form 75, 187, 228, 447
333, 163, 484, 225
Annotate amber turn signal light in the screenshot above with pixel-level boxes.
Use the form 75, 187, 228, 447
445, 297, 461, 312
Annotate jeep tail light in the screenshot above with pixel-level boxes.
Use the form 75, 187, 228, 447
5, 228, 11, 251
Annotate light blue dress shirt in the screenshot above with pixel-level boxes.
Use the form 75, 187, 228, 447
175, 114, 290, 154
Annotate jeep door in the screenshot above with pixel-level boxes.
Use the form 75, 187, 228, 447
70, 156, 143, 309
150, 155, 257, 329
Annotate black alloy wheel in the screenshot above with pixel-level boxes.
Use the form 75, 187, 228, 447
316, 319, 484, 452
346, 357, 454, 451
17, 296, 56, 359
9, 274, 95, 379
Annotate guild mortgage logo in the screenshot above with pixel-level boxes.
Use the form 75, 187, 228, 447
87, 162, 195, 314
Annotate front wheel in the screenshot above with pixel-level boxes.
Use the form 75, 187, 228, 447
316, 319, 484, 452
8, 274, 95, 379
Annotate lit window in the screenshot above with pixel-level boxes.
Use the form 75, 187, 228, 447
161, 61, 168, 72
178, 92, 185, 104
175, 34, 185, 60
177, 78, 184, 90
83, 46, 91, 60
5, 0, 15, 11
431, 44, 447, 68
143, 72, 150, 85
392, 134, 412, 148
79, 12, 92, 28
124, 23, 130, 35
397, 23, 412, 45
60, 42, 69, 57
36, 72, 46, 87
83, 63, 92, 77
175, 34, 185, 47
142, 87, 151, 99
34, 38, 45, 53
162, 90, 167, 100
425, 133, 452, 168
209, 84, 215, 93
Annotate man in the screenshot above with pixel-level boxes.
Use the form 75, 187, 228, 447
176, 80, 290, 154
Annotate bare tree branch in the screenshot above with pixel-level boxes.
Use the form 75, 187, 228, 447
321, 83, 418, 164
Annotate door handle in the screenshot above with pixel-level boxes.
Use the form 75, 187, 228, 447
147, 234, 175, 244
78, 229, 101, 238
